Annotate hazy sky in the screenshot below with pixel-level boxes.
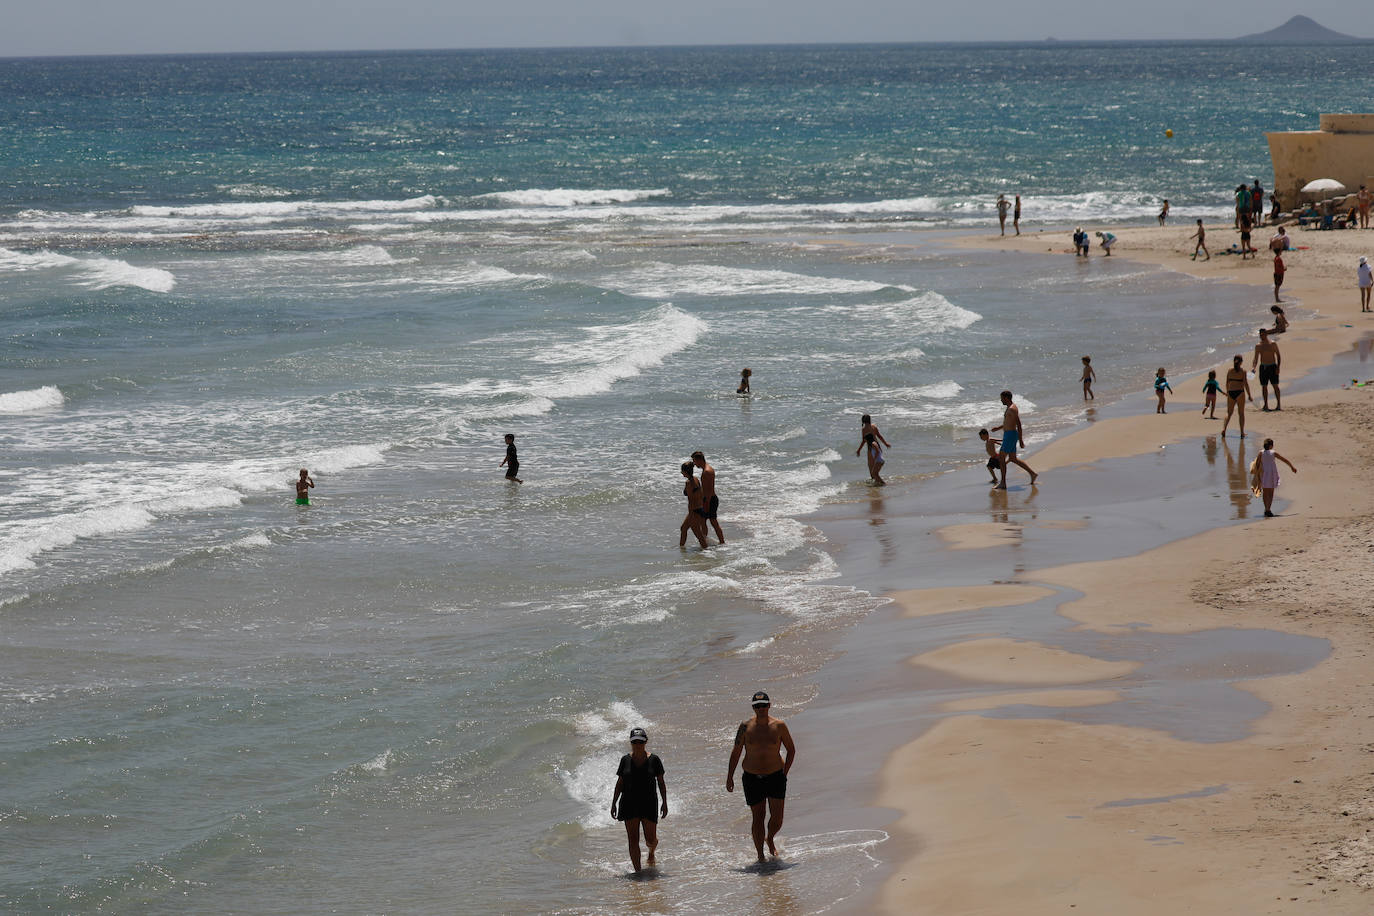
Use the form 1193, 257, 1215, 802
3, 0, 1369, 57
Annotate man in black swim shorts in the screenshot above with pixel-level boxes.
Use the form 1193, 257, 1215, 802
726, 691, 796, 862
691, 451, 724, 545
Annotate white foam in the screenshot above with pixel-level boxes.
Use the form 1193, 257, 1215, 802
360, 749, 395, 773
609, 262, 900, 299
127, 195, 439, 220
226, 531, 272, 550
0, 504, 156, 576
738, 637, 775, 654
528, 304, 707, 400
0, 247, 174, 292
0, 385, 65, 413
908, 380, 964, 399
305, 443, 390, 474
80, 258, 176, 293
477, 188, 670, 207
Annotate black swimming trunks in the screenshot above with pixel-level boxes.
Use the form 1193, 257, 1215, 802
1258, 363, 1279, 386
505, 462, 519, 479
702, 494, 719, 520
986, 456, 1000, 470
742, 768, 787, 807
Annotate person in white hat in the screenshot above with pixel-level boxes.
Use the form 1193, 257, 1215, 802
1358, 256, 1372, 313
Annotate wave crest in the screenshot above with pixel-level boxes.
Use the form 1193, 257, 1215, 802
0, 385, 65, 413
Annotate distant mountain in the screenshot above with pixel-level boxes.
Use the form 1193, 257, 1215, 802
1236, 15, 1366, 42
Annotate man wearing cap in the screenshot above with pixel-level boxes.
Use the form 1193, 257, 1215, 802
726, 691, 796, 862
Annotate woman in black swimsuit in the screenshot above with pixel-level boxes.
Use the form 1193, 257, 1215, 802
1220, 354, 1253, 439
610, 726, 668, 874
679, 461, 709, 548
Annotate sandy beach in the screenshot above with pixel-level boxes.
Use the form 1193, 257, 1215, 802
873, 220, 1374, 912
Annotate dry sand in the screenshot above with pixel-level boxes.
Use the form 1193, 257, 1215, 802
874, 220, 1374, 912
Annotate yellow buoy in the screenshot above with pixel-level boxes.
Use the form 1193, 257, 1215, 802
1165, 129, 1174, 138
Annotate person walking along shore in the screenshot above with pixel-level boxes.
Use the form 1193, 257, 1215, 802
726, 691, 796, 863
1221, 355, 1253, 438
610, 727, 668, 874
990, 390, 1037, 488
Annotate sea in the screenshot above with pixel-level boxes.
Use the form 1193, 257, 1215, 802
2, 42, 1372, 914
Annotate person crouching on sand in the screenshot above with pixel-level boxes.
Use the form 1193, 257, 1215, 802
295, 468, 314, 505
610, 727, 667, 875
1154, 367, 1173, 413
1255, 438, 1297, 518
857, 413, 891, 486
679, 462, 709, 549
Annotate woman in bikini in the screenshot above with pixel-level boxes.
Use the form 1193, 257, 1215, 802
1220, 354, 1253, 439
679, 461, 709, 548
856, 413, 892, 486
1267, 305, 1288, 334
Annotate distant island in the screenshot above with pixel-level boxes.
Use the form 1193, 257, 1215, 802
1236, 15, 1368, 42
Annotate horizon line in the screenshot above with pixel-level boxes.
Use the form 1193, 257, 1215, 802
3, 34, 1372, 63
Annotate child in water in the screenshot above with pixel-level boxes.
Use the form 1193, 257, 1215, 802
1201, 370, 1221, 418
1154, 368, 1173, 414
978, 429, 1000, 484
295, 468, 314, 505
500, 433, 522, 483
736, 367, 751, 395
1081, 356, 1096, 400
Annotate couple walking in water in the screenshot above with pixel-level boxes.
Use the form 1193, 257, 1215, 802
612, 691, 796, 875
679, 451, 725, 548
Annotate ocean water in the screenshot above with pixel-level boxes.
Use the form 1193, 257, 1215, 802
1, 42, 1369, 913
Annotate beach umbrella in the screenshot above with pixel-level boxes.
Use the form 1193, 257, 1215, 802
1301, 178, 1347, 194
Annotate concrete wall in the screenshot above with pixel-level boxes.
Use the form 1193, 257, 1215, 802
1267, 115, 1374, 207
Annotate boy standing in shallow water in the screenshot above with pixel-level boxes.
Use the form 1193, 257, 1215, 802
1154, 368, 1173, 413
1081, 356, 1096, 400
295, 469, 314, 505
978, 429, 1000, 484
500, 433, 522, 483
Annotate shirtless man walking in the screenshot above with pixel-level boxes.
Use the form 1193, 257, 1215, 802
691, 451, 724, 544
990, 390, 1037, 488
726, 691, 796, 862
1252, 329, 1282, 411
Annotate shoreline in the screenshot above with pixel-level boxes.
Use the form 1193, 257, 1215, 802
810, 220, 1374, 911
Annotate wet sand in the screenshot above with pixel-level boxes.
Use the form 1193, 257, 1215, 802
813, 221, 1374, 912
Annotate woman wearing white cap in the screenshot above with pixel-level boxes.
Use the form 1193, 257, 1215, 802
610, 726, 667, 874
1358, 256, 1372, 313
